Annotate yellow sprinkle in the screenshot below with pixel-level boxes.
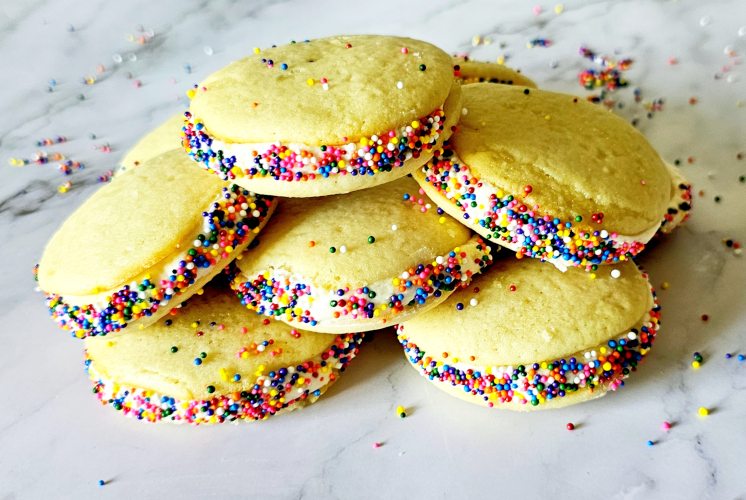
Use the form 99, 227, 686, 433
439, 217, 446, 224
555, 3, 563, 13
699, 407, 709, 416
396, 405, 405, 414
452, 358, 459, 363
545, 115, 551, 120
191, 322, 198, 328
497, 56, 505, 65
307, 78, 314, 86
692, 361, 701, 369
602, 362, 612, 371
661, 282, 670, 290
253, 47, 260, 54
106, 341, 113, 347
590, 273, 596, 279
187, 89, 196, 99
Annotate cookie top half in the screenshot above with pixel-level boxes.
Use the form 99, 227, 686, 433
39, 150, 228, 296
450, 84, 670, 236
189, 35, 455, 146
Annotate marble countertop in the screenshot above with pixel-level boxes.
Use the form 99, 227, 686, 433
1, 0, 745, 498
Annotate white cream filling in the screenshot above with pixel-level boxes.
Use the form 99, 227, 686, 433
236, 236, 489, 327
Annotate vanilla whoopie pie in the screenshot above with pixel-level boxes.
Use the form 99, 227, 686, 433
182, 35, 461, 197
85, 283, 363, 424
38, 150, 276, 338
416, 84, 692, 270
229, 176, 493, 334
397, 258, 661, 410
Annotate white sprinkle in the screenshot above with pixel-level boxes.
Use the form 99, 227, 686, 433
461, 108, 468, 115
204, 46, 213, 56
628, 332, 637, 340
600, 230, 609, 239
700, 16, 711, 26
397, 81, 403, 89
724, 45, 734, 55
391, 225, 398, 231
127, 52, 137, 62
611, 269, 621, 279
469, 298, 478, 307
739, 26, 746, 37
401, 271, 410, 279
112, 53, 123, 63
340, 245, 347, 253
322, 83, 329, 90
727, 74, 739, 84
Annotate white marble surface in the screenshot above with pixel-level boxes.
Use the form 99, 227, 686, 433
1, 0, 745, 498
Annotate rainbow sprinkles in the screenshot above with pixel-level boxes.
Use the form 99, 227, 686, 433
419, 143, 677, 271
181, 107, 447, 183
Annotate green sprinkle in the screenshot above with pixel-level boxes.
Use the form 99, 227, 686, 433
368, 236, 375, 244
575, 215, 583, 222
206, 385, 215, 394
200, 352, 207, 359
171, 346, 178, 353
419, 64, 426, 71
329, 247, 336, 253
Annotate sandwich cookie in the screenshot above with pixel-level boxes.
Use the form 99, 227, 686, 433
182, 35, 461, 197
397, 258, 660, 410
658, 163, 692, 235
453, 56, 537, 88
38, 150, 277, 338
229, 176, 493, 334
118, 114, 183, 176
416, 83, 687, 271
85, 284, 363, 424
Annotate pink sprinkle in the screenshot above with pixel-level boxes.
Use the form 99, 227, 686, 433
641, 180, 646, 185
662, 422, 671, 431
219, 324, 225, 330
401, 47, 408, 54
373, 443, 380, 449
240, 327, 247, 334
533, 5, 542, 14
133, 80, 142, 88
320, 78, 327, 84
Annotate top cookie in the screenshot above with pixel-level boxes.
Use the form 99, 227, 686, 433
451, 84, 670, 236
189, 35, 455, 145
453, 57, 537, 88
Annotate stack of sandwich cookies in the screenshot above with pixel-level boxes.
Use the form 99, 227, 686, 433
229, 176, 493, 333
453, 56, 537, 88
85, 284, 363, 424
182, 35, 461, 197
397, 258, 661, 410
416, 83, 692, 270
38, 150, 277, 338
118, 114, 183, 176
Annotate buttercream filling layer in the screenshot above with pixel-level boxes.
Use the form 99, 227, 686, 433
229, 236, 492, 329
397, 284, 660, 408
420, 146, 680, 271
85, 332, 363, 424
181, 106, 447, 183
42, 187, 275, 338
